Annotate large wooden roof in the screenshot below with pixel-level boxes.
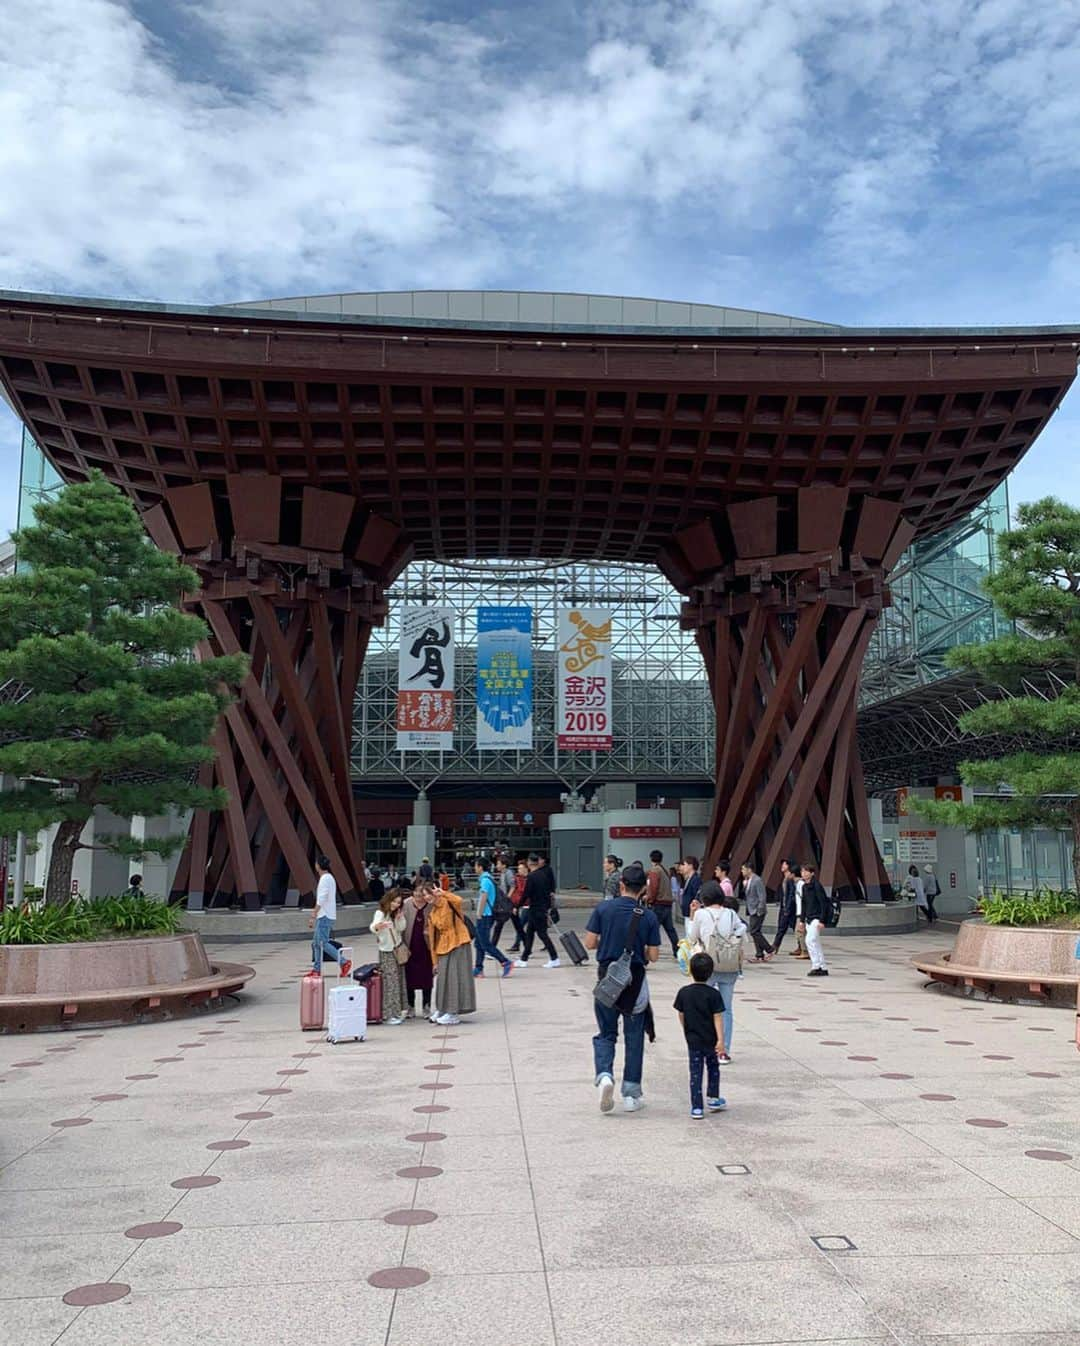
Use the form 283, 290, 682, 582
1, 290, 1076, 563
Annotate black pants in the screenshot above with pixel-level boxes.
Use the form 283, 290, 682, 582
492, 909, 526, 948
653, 903, 679, 954
771, 906, 794, 953
522, 911, 558, 961
747, 910, 770, 958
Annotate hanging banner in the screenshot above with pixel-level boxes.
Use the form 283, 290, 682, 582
396, 606, 455, 751
557, 608, 613, 751
476, 606, 533, 750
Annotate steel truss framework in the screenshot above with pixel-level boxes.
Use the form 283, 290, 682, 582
354, 559, 712, 787
858, 667, 1076, 795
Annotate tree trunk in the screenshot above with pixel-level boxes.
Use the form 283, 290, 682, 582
45, 818, 84, 907
1071, 802, 1080, 897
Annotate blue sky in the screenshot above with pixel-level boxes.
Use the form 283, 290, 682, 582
3, 0, 1080, 536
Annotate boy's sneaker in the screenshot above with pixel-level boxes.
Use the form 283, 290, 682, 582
623, 1095, 644, 1113
708, 1097, 727, 1111
597, 1074, 615, 1113
339, 959, 352, 978
690, 1107, 704, 1119
501, 961, 514, 978
543, 958, 561, 968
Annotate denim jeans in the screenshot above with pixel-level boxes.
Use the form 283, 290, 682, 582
687, 1046, 721, 1111
593, 1000, 646, 1098
708, 972, 737, 1053
311, 915, 342, 972
473, 914, 509, 971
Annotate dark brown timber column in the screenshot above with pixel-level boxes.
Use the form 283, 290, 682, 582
144, 476, 411, 910
662, 488, 914, 902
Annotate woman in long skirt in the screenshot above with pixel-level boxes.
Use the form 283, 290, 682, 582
403, 886, 435, 1020
426, 887, 477, 1026
370, 889, 408, 1024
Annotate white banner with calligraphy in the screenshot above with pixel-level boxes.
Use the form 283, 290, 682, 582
396, 606, 455, 751
556, 608, 613, 751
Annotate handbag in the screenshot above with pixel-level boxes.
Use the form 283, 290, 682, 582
594, 908, 644, 1008
393, 940, 411, 966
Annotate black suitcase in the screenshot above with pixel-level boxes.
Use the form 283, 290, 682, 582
560, 930, 589, 966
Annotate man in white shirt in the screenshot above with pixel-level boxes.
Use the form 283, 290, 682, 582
308, 855, 352, 979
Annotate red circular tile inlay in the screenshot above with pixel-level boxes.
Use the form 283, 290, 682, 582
795, 1028, 820, 1033
912, 1028, 938, 1033
884, 1016, 909, 1021
154, 1057, 183, 1064
258, 1088, 292, 1096
125, 1074, 158, 1081
419, 1083, 452, 1091
171, 1175, 221, 1189
966, 1118, 1008, 1128
368, 1267, 430, 1289
235, 1111, 273, 1121
198, 1031, 224, 1036
384, 1209, 437, 1226
1028, 1072, 1061, 1079
1028, 1027, 1055, 1032
51, 1117, 92, 1128
848, 1055, 877, 1062
881, 1073, 914, 1080
207, 1139, 250, 1151
13, 1061, 43, 1068
46, 1046, 77, 1053
178, 1043, 206, 1049
820, 1040, 848, 1046
397, 1165, 443, 1178
91, 1094, 127, 1102
945, 1040, 973, 1046
983, 1054, 1013, 1061
292, 1052, 320, 1059
428, 1048, 459, 1054
405, 1131, 446, 1143
1025, 1149, 1073, 1162
414, 1105, 451, 1114
125, 1221, 182, 1239
920, 1094, 956, 1101
63, 1282, 130, 1306
424, 1064, 454, 1070
277, 1069, 307, 1076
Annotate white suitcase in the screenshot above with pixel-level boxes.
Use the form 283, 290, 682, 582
326, 984, 366, 1044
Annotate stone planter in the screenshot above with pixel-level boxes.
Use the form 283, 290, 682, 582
914, 917, 1080, 1004
0, 933, 254, 1032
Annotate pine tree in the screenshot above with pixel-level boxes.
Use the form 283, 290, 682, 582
917, 497, 1080, 892
0, 471, 245, 906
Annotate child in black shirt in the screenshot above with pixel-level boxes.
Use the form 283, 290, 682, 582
673, 952, 728, 1118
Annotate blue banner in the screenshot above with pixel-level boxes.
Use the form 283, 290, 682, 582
476, 606, 533, 750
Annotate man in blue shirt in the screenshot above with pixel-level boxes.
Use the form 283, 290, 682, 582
473, 859, 513, 978
583, 862, 660, 1113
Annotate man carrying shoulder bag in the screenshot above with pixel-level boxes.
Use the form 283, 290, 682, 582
583, 863, 661, 1114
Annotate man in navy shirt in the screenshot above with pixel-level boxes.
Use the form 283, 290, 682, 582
583, 863, 660, 1114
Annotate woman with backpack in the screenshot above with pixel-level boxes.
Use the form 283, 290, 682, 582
685, 881, 746, 1064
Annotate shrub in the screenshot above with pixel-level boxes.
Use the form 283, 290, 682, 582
977, 888, 1080, 927
0, 894, 184, 945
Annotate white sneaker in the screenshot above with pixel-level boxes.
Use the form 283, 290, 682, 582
386, 1016, 405, 1026
514, 959, 528, 968
439, 1013, 461, 1026
544, 958, 561, 968
597, 1074, 615, 1113
623, 1095, 644, 1113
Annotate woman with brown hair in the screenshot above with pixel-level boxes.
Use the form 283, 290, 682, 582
370, 888, 408, 1025
425, 885, 477, 1026
403, 884, 436, 1021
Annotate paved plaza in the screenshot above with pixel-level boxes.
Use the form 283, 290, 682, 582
3, 925, 1080, 1346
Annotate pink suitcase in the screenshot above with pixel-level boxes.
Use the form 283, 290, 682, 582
300, 973, 326, 1031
